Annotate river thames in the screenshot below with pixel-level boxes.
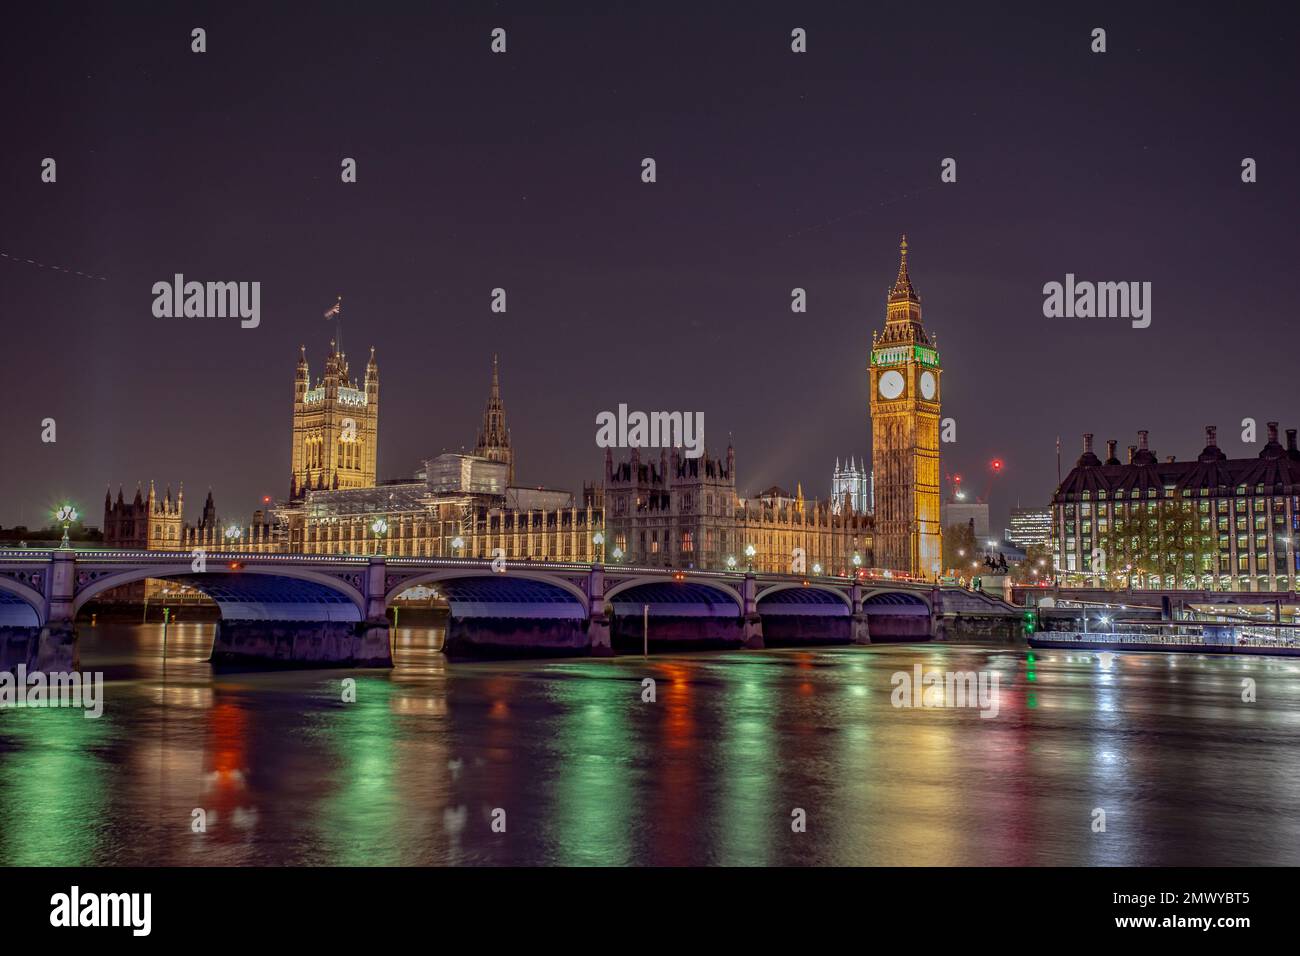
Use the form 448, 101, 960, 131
2, 621, 1298, 866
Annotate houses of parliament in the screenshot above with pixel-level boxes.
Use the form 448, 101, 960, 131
107, 240, 944, 580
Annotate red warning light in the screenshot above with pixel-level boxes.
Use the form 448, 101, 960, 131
990, 459, 1003, 473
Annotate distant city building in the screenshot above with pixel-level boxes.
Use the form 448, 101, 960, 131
942, 498, 990, 543
1053, 425, 1300, 591
599, 444, 871, 572
289, 335, 379, 501
1007, 507, 1052, 548
831, 457, 873, 515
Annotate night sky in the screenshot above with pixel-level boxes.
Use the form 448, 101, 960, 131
3, 2, 1298, 532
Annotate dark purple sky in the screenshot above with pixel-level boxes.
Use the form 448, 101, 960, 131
3, 1, 1297, 532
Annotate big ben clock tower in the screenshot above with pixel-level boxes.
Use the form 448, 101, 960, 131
869, 236, 942, 579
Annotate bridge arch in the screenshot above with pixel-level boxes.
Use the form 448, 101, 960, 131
71, 564, 366, 621
0, 577, 45, 627
862, 588, 932, 612
385, 569, 589, 618
603, 575, 744, 611
755, 582, 852, 612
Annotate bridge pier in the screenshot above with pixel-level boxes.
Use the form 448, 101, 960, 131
31, 550, 78, 670
0, 624, 76, 672
742, 572, 764, 649
586, 565, 613, 656
849, 583, 871, 644
211, 618, 392, 668
46, 550, 76, 628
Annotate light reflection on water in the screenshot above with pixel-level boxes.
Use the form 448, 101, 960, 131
1, 621, 1298, 866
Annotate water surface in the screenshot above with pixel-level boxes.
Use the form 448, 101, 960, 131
1, 621, 1298, 866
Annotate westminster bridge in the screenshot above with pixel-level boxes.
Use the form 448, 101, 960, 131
0, 548, 1021, 669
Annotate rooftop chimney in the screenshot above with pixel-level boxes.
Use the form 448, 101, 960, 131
1078, 432, 1102, 467
1127, 445, 1136, 464
1261, 421, 1285, 459
1199, 424, 1227, 463
1137, 430, 1149, 451
1105, 439, 1118, 464
1288, 429, 1298, 451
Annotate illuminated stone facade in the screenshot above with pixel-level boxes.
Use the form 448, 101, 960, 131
103, 481, 184, 549
600, 445, 871, 573
289, 338, 379, 500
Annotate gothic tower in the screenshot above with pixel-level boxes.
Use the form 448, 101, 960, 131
869, 236, 942, 579
474, 354, 514, 485
290, 319, 379, 501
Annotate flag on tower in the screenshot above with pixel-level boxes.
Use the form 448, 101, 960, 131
324, 298, 341, 319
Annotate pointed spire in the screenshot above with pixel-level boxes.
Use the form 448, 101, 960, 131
475, 354, 513, 484
889, 233, 918, 303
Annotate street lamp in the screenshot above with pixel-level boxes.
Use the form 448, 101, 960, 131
592, 531, 605, 564
55, 505, 77, 549
726, 554, 737, 570
451, 535, 465, 558
371, 516, 388, 555
224, 525, 242, 550
612, 545, 624, 562
744, 543, 756, 572
812, 563, 822, 575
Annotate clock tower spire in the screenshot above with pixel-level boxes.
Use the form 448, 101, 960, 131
869, 236, 943, 579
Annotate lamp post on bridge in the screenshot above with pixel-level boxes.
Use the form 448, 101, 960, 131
592, 531, 605, 565
371, 517, 389, 556
744, 543, 756, 573
55, 505, 78, 550
451, 535, 465, 559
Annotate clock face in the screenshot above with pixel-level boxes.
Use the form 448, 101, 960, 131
878, 369, 905, 400
919, 370, 936, 400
